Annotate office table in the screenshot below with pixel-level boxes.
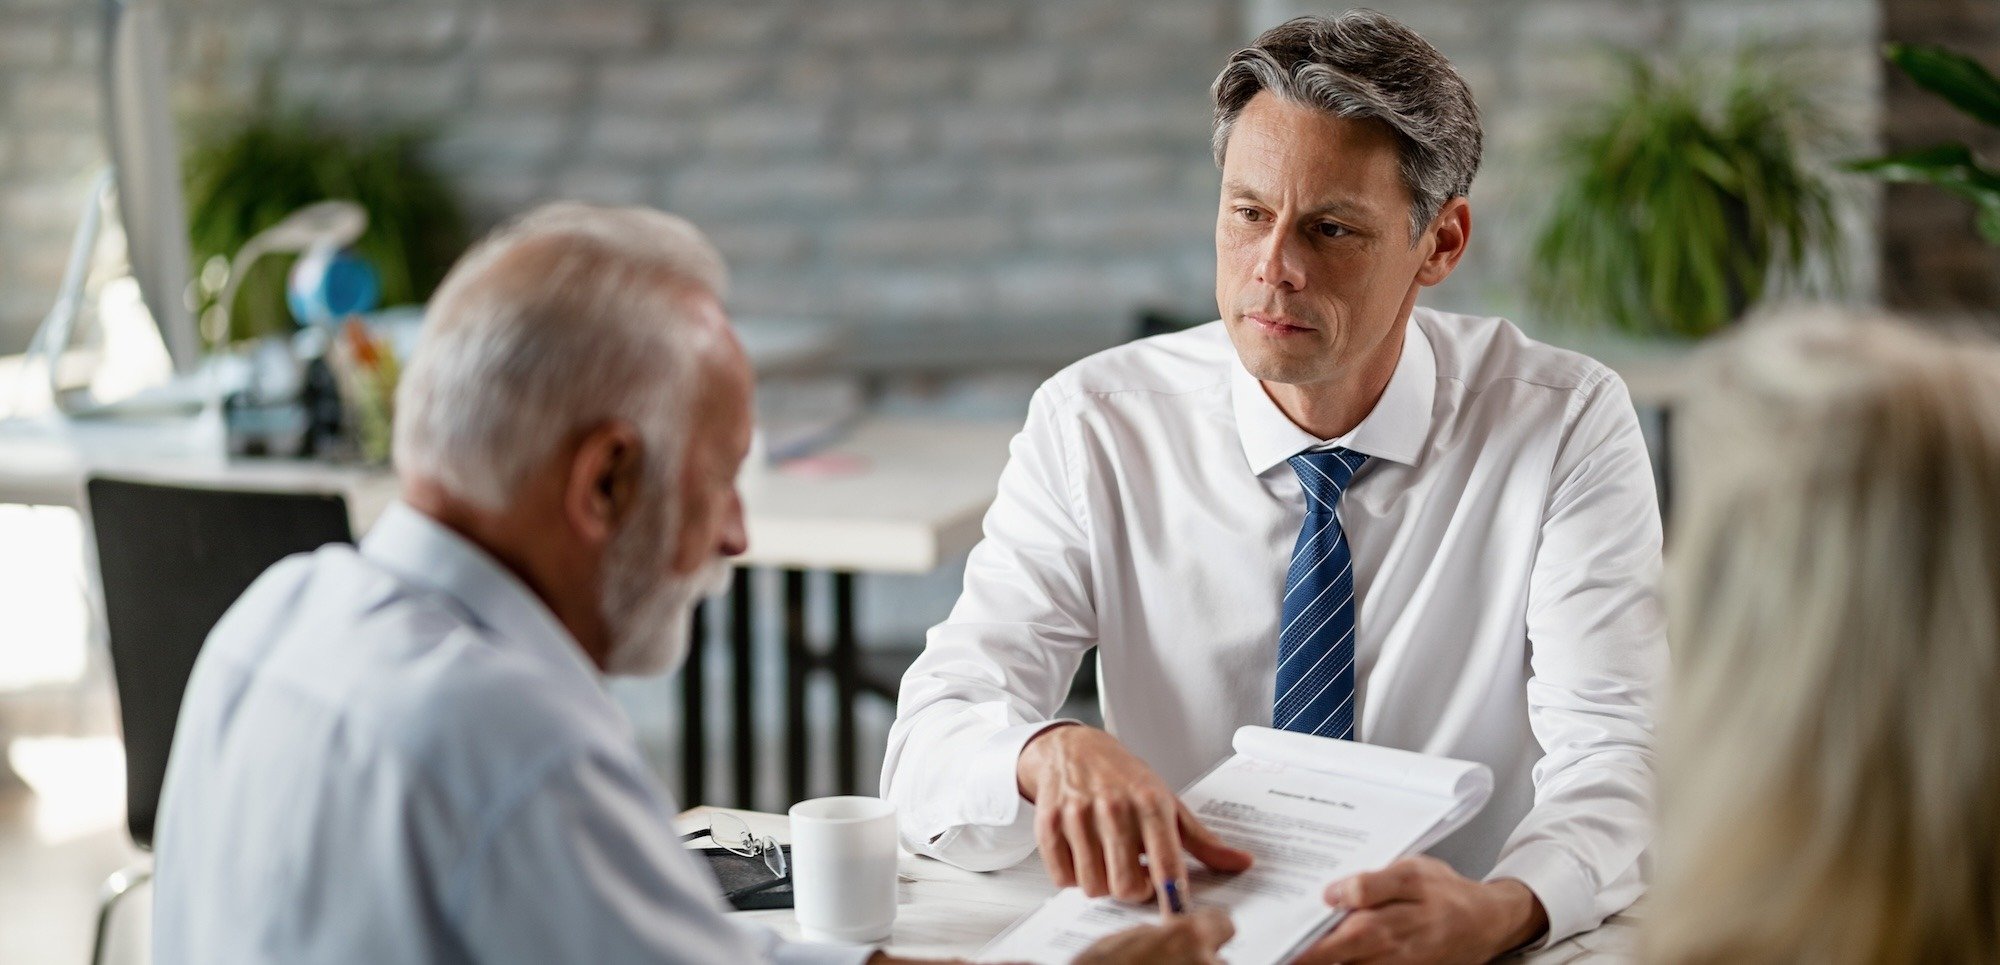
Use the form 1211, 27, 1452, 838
677, 806, 1640, 963
0, 410, 1017, 809
693, 417, 1018, 807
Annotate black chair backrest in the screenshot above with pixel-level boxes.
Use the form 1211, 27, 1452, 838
86, 477, 354, 848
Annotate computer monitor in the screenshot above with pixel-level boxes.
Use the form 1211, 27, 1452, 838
102, 0, 200, 375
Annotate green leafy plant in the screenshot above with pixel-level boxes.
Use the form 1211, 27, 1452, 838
1529, 53, 1844, 339
1847, 43, 2000, 244
184, 114, 467, 344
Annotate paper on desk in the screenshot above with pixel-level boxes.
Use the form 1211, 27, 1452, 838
977, 727, 1491, 965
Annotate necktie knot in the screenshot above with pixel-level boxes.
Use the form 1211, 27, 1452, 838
1288, 448, 1367, 515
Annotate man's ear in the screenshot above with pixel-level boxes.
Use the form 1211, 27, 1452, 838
1415, 196, 1471, 287
564, 421, 645, 550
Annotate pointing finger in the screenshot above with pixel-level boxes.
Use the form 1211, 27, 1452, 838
1176, 800, 1254, 873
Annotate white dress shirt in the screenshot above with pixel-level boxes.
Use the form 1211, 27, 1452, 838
882, 308, 1667, 946
153, 503, 867, 965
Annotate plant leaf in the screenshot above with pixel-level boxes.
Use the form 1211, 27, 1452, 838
1847, 143, 1982, 177
1885, 42, 2000, 129
1977, 198, 2000, 245
1850, 143, 2000, 199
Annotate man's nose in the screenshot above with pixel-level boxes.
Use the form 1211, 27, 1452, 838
1252, 229, 1306, 292
718, 490, 748, 559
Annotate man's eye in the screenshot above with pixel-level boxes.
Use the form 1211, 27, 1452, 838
1235, 207, 1265, 222
1315, 222, 1350, 239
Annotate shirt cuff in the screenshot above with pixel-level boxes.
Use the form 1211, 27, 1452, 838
1486, 843, 1597, 949
970, 718, 1083, 828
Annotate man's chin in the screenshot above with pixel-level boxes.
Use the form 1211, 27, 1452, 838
1239, 350, 1333, 387
1226, 321, 1326, 383
602, 561, 731, 678
602, 608, 693, 677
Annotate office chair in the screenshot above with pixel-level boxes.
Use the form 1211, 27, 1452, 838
84, 477, 353, 965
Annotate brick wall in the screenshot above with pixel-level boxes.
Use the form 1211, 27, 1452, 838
0, 0, 1234, 361
0, 0, 1887, 360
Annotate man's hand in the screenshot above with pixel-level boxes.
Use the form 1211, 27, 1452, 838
1016, 724, 1254, 903
1074, 907, 1235, 964
1295, 858, 1547, 964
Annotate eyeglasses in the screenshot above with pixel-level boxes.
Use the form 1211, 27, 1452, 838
679, 811, 789, 900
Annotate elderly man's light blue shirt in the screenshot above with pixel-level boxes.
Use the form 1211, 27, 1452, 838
153, 503, 867, 965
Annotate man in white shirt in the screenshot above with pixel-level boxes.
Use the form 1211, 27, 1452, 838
152, 204, 1231, 964
883, 12, 1666, 963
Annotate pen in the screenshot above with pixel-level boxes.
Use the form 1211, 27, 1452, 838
1162, 879, 1186, 915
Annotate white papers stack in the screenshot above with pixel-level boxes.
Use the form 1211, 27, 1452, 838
978, 726, 1493, 965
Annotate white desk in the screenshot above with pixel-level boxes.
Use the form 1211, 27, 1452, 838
693, 418, 1019, 806
0, 413, 396, 528
678, 807, 1639, 963
739, 419, 1015, 573
0, 413, 1012, 569
0, 410, 1005, 569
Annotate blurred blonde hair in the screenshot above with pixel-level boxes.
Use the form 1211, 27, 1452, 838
1647, 308, 2000, 963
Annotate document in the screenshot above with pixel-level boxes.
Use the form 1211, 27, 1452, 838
977, 726, 1493, 965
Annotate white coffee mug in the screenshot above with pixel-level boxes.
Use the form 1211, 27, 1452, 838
788, 795, 899, 944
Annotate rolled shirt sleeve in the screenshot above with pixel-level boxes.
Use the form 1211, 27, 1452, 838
880, 385, 1098, 871
1489, 371, 1667, 946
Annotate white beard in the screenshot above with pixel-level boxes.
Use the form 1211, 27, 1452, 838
600, 510, 732, 677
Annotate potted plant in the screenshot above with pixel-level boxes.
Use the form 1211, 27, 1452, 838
1528, 53, 1846, 339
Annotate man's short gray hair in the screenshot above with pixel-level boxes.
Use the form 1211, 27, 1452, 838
1212, 10, 1483, 243
393, 202, 730, 510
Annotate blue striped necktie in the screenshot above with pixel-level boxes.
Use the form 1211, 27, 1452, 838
1275, 448, 1368, 740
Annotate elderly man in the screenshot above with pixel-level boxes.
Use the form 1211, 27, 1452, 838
883, 12, 1665, 963
151, 204, 1231, 964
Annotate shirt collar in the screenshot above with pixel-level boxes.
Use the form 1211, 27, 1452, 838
360, 501, 600, 683
1231, 314, 1436, 476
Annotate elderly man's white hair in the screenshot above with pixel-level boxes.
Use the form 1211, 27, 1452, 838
393, 202, 730, 510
